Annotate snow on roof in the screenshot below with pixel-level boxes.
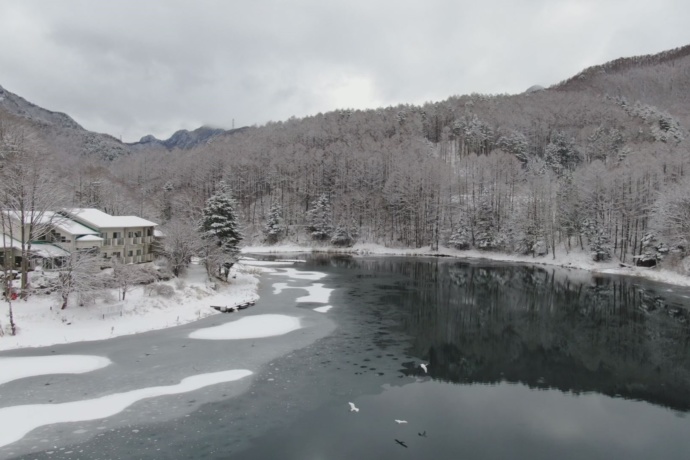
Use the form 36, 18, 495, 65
0, 233, 22, 250
76, 235, 104, 241
2, 210, 99, 236
42, 212, 99, 236
66, 208, 158, 229
30, 243, 70, 258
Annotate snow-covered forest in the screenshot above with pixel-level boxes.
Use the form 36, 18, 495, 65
3, 44, 690, 271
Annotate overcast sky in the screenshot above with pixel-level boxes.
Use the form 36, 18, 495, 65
1, 0, 689, 143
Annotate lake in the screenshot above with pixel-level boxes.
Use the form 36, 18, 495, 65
8, 255, 690, 459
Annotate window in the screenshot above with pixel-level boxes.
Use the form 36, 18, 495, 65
136, 249, 142, 256
100, 233, 107, 239
128, 232, 133, 238
128, 251, 133, 257
112, 252, 120, 258
112, 232, 120, 239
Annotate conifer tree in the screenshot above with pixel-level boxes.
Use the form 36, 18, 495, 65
199, 181, 242, 278
263, 202, 285, 244
306, 193, 334, 241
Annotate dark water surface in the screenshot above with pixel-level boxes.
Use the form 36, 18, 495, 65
9, 256, 690, 459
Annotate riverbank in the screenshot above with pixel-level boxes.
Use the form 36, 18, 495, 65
0, 263, 261, 351
241, 242, 690, 287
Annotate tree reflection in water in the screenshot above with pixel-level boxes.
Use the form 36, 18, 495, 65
333, 256, 690, 412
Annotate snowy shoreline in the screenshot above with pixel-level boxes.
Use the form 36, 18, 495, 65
242, 242, 690, 287
3, 243, 687, 351
0, 263, 261, 351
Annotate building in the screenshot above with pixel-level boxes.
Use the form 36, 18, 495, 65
62, 209, 158, 264
1, 209, 158, 269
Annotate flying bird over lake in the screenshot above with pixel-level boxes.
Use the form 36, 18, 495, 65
418, 431, 427, 437
395, 439, 408, 448
395, 419, 408, 424
348, 402, 359, 412
420, 363, 429, 373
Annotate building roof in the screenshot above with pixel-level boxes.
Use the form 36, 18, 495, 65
76, 235, 103, 242
66, 208, 158, 229
2, 210, 99, 236
42, 211, 100, 236
0, 233, 23, 250
30, 243, 70, 258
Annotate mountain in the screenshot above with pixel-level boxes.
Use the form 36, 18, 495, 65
129, 125, 250, 151
0, 84, 131, 161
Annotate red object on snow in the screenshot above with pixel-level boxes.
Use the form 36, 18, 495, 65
10, 292, 17, 300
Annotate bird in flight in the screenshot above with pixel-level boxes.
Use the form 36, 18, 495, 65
395, 419, 408, 424
348, 402, 359, 412
395, 439, 408, 448
420, 363, 429, 373
418, 431, 427, 437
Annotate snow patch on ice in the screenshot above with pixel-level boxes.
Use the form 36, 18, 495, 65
273, 282, 290, 295
270, 283, 332, 303
0, 355, 111, 386
272, 268, 327, 281
0, 369, 252, 448
240, 260, 295, 267
313, 305, 333, 313
189, 314, 301, 340
296, 284, 333, 303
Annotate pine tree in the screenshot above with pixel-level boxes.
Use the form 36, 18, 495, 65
263, 202, 285, 244
199, 181, 242, 278
306, 193, 334, 242
331, 224, 354, 247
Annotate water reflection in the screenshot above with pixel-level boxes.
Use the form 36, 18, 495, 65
343, 258, 690, 412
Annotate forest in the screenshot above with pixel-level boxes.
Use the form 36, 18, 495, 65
2, 44, 690, 273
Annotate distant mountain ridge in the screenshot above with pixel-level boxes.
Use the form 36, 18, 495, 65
0, 83, 83, 130
129, 125, 250, 151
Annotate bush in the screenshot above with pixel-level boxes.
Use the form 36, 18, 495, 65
146, 283, 175, 298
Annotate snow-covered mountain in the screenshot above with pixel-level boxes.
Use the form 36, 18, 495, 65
129, 125, 249, 151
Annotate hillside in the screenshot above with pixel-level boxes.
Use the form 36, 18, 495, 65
2, 44, 690, 272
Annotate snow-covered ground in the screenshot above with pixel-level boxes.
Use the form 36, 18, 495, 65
0, 263, 260, 351
242, 243, 690, 287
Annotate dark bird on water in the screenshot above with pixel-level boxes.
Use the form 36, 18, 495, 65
395, 439, 408, 448
418, 431, 427, 437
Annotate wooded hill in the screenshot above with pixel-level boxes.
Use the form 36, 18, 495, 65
2, 44, 690, 269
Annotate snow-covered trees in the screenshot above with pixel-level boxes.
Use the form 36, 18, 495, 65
199, 181, 243, 279
263, 202, 285, 244
544, 131, 580, 176
0, 120, 68, 297
306, 193, 334, 242
55, 250, 104, 309
158, 219, 202, 277
111, 258, 156, 301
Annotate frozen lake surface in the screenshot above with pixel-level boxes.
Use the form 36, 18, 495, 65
3, 255, 690, 459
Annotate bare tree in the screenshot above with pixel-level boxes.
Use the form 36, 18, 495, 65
157, 218, 202, 277
0, 120, 68, 297
111, 259, 156, 301
55, 250, 105, 310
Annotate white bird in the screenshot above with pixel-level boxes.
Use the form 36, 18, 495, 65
395, 419, 408, 424
348, 402, 359, 412
420, 363, 429, 373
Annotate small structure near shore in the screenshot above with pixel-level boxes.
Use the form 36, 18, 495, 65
210, 301, 255, 313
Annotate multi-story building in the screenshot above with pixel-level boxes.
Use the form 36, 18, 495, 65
1, 209, 158, 269
62, 209, 158, 264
